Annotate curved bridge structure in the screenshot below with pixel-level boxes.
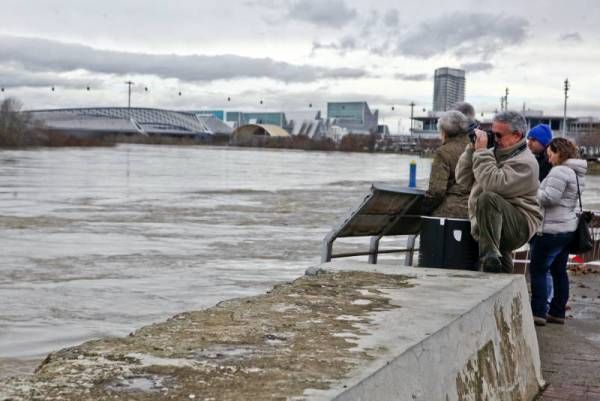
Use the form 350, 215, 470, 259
28, 107, 233, 138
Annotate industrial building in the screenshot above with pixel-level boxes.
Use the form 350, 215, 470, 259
433, 68, 465, 112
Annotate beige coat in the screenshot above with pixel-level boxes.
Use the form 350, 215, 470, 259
455, 138, 543, 240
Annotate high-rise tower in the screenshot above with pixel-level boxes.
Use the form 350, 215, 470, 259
433, 68, 465, 112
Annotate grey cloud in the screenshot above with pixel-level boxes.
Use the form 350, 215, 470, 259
394, 73, 429, 81
559, 32, 583, 42
460, 62, 494, 73
383, 9, 399, 28
312, 35, 357, 54
0, 35, 366, 83
397, 12, 528, 59
287, 0, 357, 27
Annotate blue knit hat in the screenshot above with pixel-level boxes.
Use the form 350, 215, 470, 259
527, 124, 553, 147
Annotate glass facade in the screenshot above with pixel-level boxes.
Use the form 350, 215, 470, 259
225, 112, 286, 127
327, 102, 365, 124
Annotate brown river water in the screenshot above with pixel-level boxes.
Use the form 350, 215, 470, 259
1, 144, 599, 374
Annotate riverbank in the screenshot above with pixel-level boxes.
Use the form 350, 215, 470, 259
2, 263, 599, 400
0, 264, 544, 401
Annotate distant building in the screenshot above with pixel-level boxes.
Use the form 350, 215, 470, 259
433, 68, 465, 112
413, 109, 585, 138
191, 110, 225, 121
226, 112, 287, 128
230, 123, 290, 145
27, 107, 233, 138
570, 116, 600, 135
326, 102, 379, 134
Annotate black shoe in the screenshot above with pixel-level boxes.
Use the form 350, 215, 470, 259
481, 253, 502, 273
546, 315, 565, 324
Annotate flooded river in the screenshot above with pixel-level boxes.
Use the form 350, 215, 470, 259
0, 145, 433, 363
1, 144, 599, 370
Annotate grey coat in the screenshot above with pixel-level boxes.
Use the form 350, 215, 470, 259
538, 159, 588, 234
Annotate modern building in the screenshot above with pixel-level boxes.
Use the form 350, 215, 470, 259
27, 107, 233, 138
412, 109, 586, 139
226, 112, 287, 128
230, 124, 290, 145
326, 102, 379, 134
433, 68, 465, 112
191, 110, 225, 121
570, 116, 600, 135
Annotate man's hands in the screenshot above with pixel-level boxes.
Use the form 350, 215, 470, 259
474, 129, 488, 150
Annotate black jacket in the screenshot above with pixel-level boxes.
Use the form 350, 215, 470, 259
535, 152, 552, 182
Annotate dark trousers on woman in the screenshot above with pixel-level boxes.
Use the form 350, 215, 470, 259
529, 232, 574, 319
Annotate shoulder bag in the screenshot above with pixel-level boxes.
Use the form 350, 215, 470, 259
568, 173, 593, 254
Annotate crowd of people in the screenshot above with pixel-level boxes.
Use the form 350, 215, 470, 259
421, 103, 588, 326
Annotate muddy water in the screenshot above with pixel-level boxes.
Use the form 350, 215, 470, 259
0, 145, 435, 365
2, 145, 599, 371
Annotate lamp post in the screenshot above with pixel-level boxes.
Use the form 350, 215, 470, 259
562, 78, 569, 137
409, 101, 415, 135
125, 81, 135, 108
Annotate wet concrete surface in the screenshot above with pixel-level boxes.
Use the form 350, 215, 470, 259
536, 266, 600, 396
0, 270, 413, 401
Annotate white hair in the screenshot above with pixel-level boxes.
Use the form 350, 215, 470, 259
437, 110, 469, 137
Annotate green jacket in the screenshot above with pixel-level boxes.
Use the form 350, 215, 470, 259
455, 138, 543, 240
421, 134, 470, 218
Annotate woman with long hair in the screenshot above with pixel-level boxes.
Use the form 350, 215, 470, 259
530, 137, 587, 326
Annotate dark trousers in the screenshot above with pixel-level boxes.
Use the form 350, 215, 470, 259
529, 232, 573, 319
476, 192, 530, 273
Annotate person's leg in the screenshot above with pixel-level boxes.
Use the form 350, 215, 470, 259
546, 272, 554, 304
528, 235, 554, 319
477, 192, 503, 260
477, 192, 530, 273
548, 233, 574, 321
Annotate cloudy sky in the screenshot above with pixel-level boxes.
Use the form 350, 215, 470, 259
1, 0, 598, 128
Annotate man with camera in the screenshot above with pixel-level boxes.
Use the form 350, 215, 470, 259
456, 111, 543, 273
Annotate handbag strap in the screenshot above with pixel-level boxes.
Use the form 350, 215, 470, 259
575, 172, 583, 213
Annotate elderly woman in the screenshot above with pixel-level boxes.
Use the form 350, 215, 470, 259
420, 110, 471, 218
530, 138, 587, 326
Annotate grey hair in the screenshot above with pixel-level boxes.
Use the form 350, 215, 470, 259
452, 102, 475, 119
437, 110, 469, 137
493, 111, 528, 136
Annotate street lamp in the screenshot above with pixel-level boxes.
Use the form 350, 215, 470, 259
562, 78, 570, 137
125, 81, 135, 108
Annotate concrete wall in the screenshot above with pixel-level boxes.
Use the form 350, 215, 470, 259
305, 262, 544, 401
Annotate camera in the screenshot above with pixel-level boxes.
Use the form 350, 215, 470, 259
467, 122, 494, 148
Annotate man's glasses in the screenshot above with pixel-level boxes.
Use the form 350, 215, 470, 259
492, 131, 519, 140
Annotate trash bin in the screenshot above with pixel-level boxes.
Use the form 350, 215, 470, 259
418, 216, 479, 270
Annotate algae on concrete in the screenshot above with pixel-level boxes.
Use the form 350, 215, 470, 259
0, 271, 413, 401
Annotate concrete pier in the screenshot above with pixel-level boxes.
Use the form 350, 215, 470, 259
0, 262, 543, 401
